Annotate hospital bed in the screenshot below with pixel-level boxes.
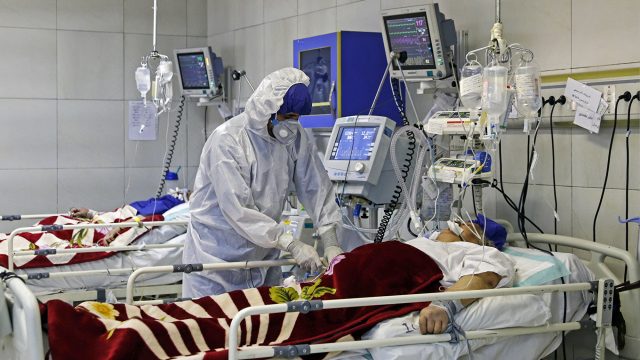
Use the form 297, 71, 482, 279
224, 233, 637, 360
2, 232, 638, 360
1, 213, 188, 303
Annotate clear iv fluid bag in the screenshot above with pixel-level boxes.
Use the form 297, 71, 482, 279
459, 62, 483, 110
158, 60, 174, 84
135, 66, 151, 96
514, 62, 542, 118
482, 64, 509, 119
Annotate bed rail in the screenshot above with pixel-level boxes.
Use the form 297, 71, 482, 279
125, 259, 297, 305
506, 233, 640, 359
1, 271, 44, 360
5, 220, 187, 271
0, 214, 59, 221
228, 282, 603, 359
506, 233, 640, 282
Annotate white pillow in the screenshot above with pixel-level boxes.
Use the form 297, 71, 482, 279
360, 294, 551, 359
162, 202, 190, 222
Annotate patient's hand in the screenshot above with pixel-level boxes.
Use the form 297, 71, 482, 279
70, 207, 91, 218
419, 305, 449, 334
102, 228, 121, 245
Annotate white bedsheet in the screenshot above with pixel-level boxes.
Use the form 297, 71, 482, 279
16, 224, 186, 295
336, 248, 595, 360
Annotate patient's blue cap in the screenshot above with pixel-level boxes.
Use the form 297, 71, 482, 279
472, 214, 507, 251
278, 83, 312, 116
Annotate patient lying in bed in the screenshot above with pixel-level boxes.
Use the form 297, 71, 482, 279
68, 194, 186, 244
0, 196, 189, 269
412, 215, 513, 335
43, 216, 515, 360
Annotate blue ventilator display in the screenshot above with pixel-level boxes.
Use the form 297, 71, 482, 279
330, 126, 379, 160
176, 52, 210, 90
384, 13, 436, 69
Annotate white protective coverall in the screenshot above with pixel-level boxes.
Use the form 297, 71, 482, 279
183, 68, 342, 297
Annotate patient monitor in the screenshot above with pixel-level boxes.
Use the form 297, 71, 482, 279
174, 47, 224, 99
324, 116, 408, 205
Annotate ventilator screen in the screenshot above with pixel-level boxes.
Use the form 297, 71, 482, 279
330, 126, 379, 161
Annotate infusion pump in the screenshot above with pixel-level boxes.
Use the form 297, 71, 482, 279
323, 116, 409, 205
425, 110, 483, 136
428, 157, 492, 185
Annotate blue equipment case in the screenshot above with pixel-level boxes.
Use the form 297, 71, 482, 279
293, 31, 403, 128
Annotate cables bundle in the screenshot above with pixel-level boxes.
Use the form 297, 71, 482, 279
374, 78, 416, 243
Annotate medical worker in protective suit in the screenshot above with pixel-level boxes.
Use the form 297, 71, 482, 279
183, 68, 344, 298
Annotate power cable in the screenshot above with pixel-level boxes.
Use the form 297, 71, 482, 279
623, 91, 639, 281
593, 92, 631, 243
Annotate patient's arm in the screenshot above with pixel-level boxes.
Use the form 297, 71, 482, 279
69, 207, 98, 219
419, 271, 501, 334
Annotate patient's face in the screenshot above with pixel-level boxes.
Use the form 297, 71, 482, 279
437, 223, 483, 245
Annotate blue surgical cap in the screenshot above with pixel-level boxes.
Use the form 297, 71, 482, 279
278, 83, 312, 116
472, 214, 507, 251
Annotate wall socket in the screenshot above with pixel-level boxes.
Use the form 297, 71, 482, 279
604, 85, 616, 114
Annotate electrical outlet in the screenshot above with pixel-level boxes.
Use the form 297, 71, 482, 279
604, 85, 616, 114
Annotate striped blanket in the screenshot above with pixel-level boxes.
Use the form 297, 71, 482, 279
45, 241, 444, 359
0, 205, 162, 269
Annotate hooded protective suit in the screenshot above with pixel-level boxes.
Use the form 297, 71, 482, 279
183, 68, 342, 297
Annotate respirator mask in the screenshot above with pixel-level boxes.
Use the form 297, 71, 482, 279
271, 116, 299, 145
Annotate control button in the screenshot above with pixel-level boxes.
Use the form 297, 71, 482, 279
427, 71, 433, 77
354, 162, 366, 173
437, 71, 443, 77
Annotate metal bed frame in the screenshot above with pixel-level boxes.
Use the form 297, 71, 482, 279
2, 214, 188, 302
227, 282, 604, 359
2, 233, 639, 360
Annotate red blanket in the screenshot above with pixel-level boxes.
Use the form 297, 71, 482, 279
44, 241, 443, 360
0, 206, 162, 269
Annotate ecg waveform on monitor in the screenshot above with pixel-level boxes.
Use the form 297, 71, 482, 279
389, 36, 419, 45
385, 15, 435, 67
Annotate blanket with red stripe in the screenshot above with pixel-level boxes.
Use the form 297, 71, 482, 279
0, 205, 162, 269
44, 241, 443, 359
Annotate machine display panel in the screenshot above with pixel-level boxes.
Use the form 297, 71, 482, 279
176, 52, 210, 90
383, 12, 436, 70
299, 46, 332, 115
330, 126, 379, 160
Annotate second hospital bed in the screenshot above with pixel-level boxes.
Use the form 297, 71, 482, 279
0, 203, 190, 302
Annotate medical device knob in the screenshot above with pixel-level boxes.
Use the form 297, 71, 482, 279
354, 162, 366, 174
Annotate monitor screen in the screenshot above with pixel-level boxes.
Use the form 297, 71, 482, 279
383, 12, 436, 70
299, 47, 332, 115
330, 126, 379, 161
177, 52, 210, 90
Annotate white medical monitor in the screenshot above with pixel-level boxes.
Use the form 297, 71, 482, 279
174, 47, 223, 97
381, 4, 455, 81
325, 116, 394, 182
324, 116, 408, 204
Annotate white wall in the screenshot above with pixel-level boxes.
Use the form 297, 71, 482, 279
207, 0, 640, 271
0, 0, 208, 232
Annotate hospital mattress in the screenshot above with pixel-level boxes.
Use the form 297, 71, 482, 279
15, 224, 186, 296
336, 249, 595, 360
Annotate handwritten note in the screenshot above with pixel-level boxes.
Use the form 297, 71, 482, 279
564, 77, 602, 113
573, 98, 608, 134
128, 101, 158, 141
